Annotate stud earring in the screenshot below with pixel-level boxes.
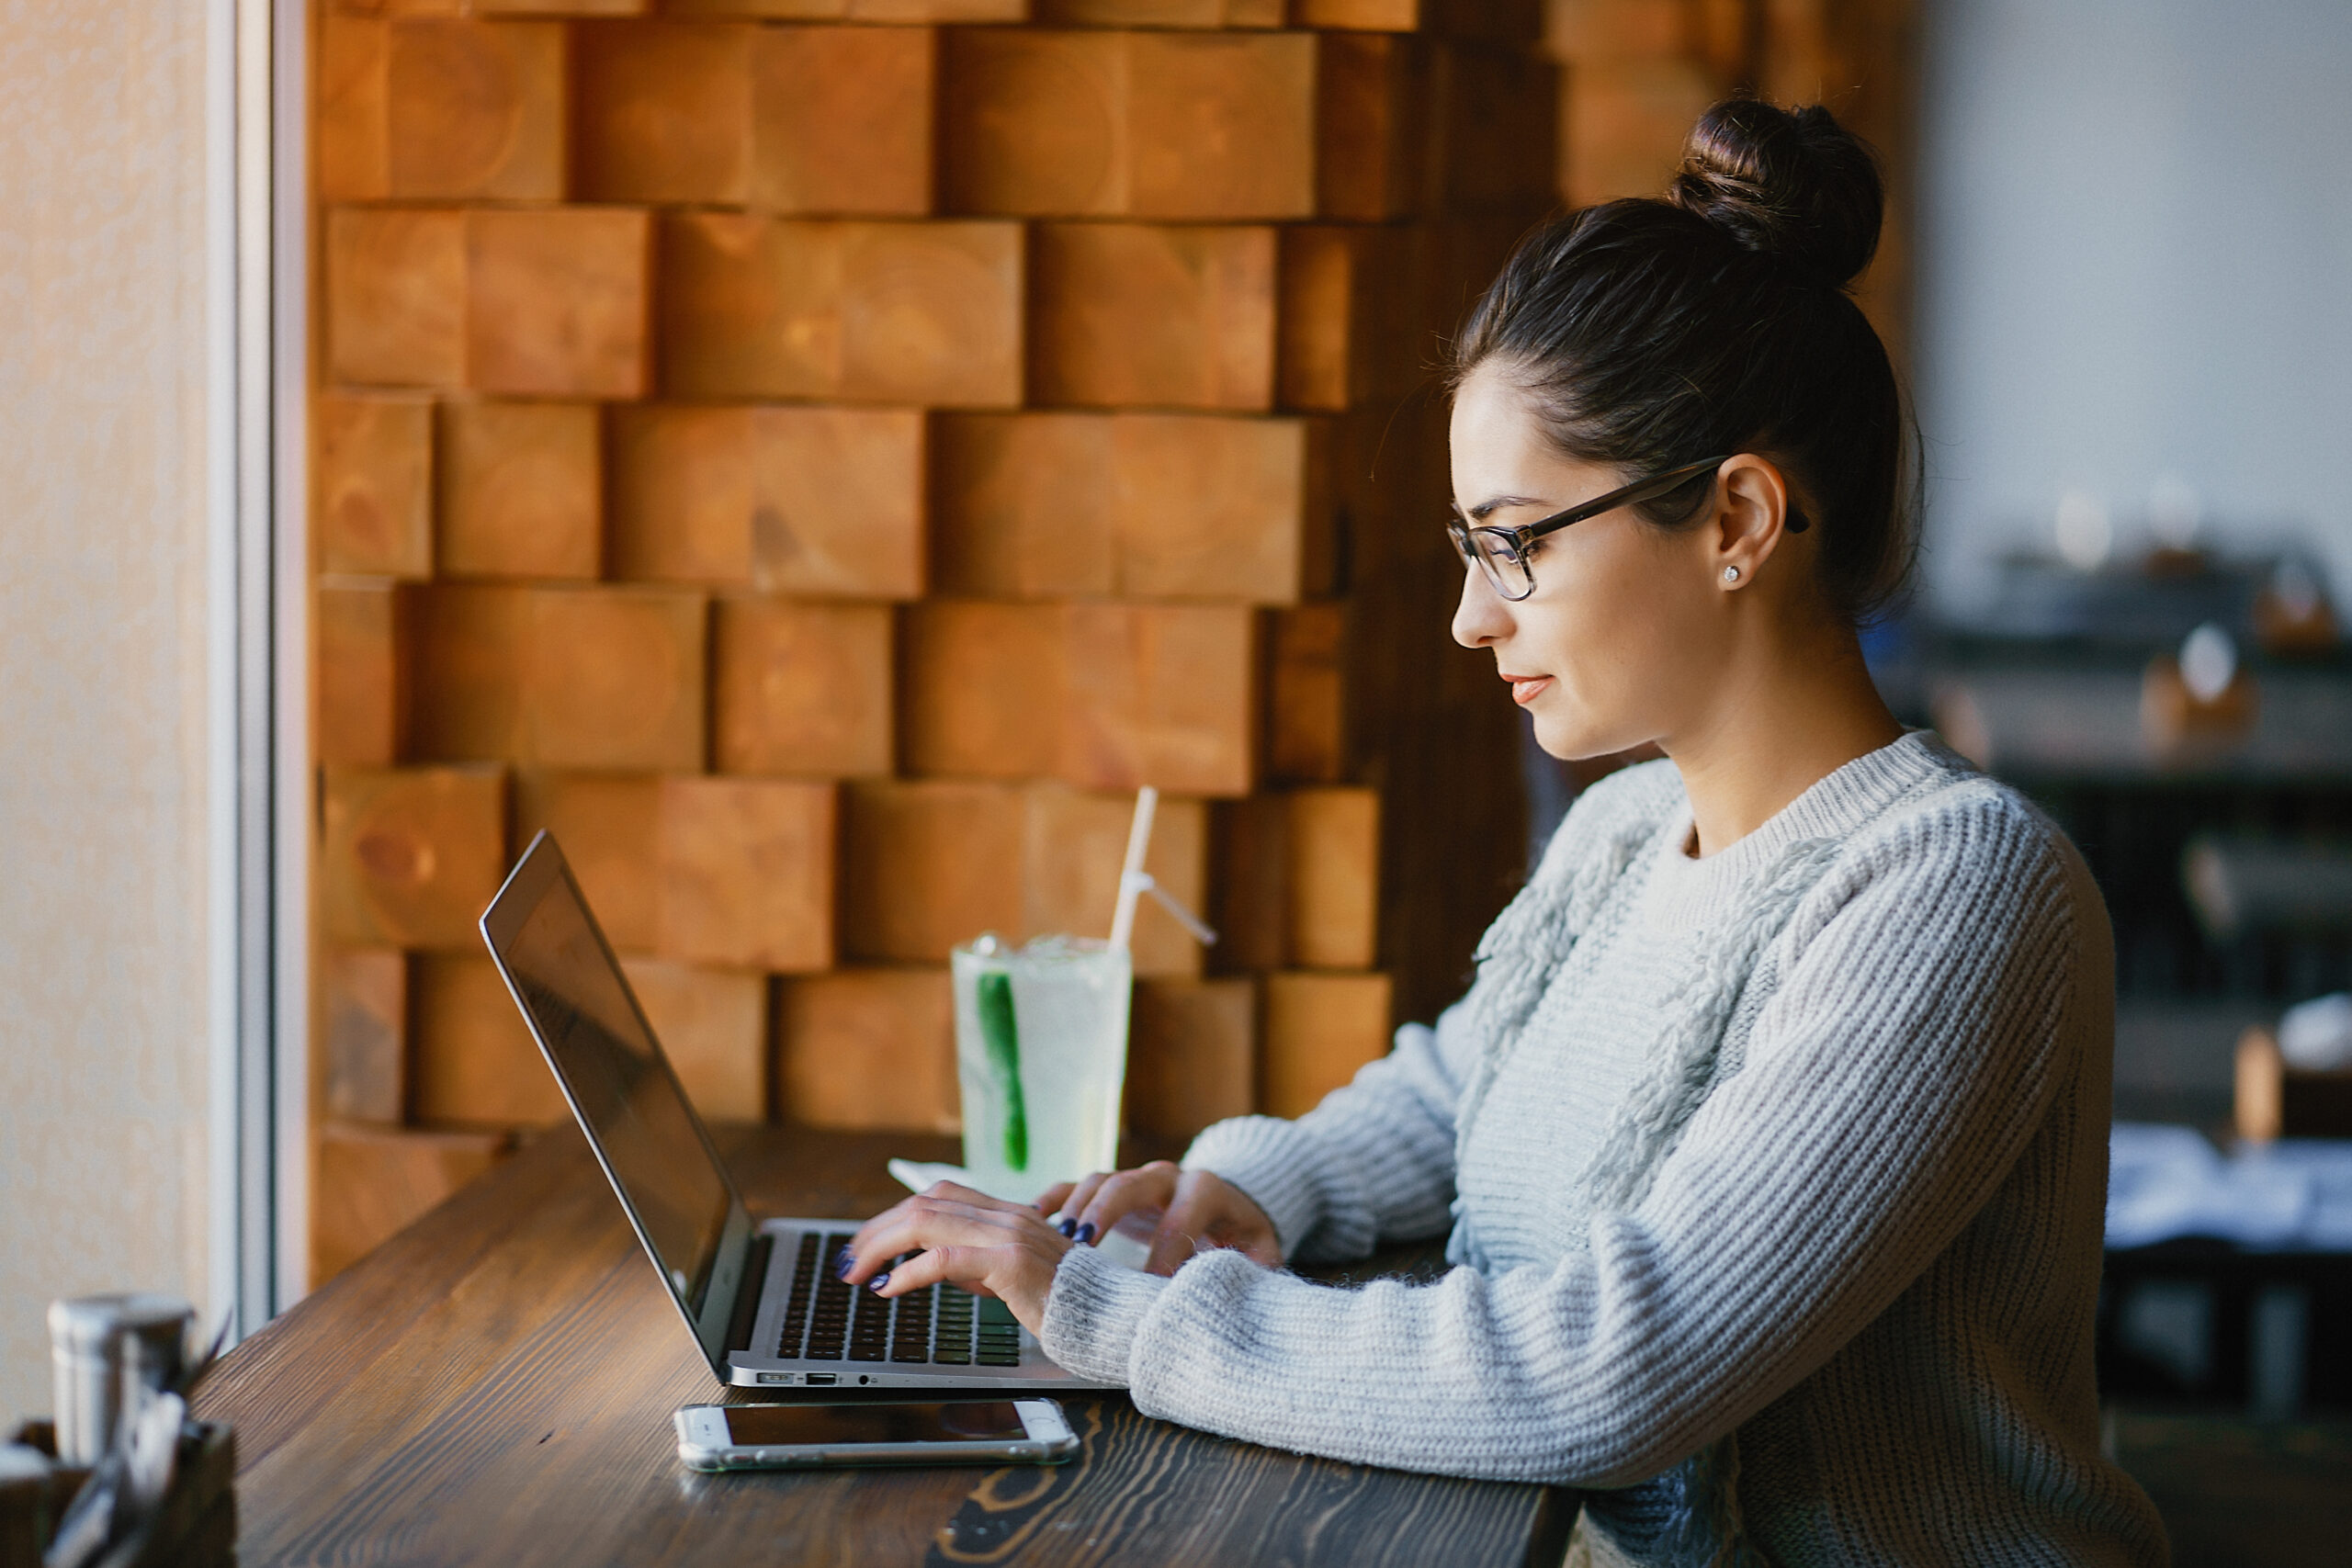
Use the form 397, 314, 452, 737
1722, 565, 1742, 584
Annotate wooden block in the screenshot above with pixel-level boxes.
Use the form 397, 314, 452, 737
379, 21, 566, 199
466, 208, 651, 398
321, 948, 407, 1123
411, 953, 569, 1124
1029, 223, 1275, 410
1062, 604, 1256, 796
607, 406, 755, 585
473, 0, 648, 14
524, 587, 706, 770
312, 1122, 512, 1287
326, 207, 466, 387
664, 0, 1017, 16
512, 771, 661, 951
1036, 0, 1278, 25
1293, 0, 1540, 38
621, 958, 768, 1121
930, 413, 1116, 598
436, 400, 600, 580
1208, 794, 1286, 972
405, 583, 528, 761
1021, 783, 1207, 977
847, 0, 1023, 19
1260, 970, 1391, 1120
841, 779, 1025, 962
319, 765, 507, 948
776, 968, 959, 1134
1560, 56, 1714, 207
573, 21, 753, 204
1428, 42, 1558, 215
900, 602, 1067, 779
1279, 225, 1416, 412
660, 215, 1022, 406
317, 581, 407, 765
1285, 786, 1380, 969
931, 412, 1321, 601
1125, 976, 1254, 1143
749, 408, 928, 597
752, 26, 935, 215
712, 599, 893, 777
1314, 34, 1429, 221
316, 17, 390, 201
316, 394, 434, 578
1111, 414, 1328, 602
1290, 0, 1418, 27
941, 32, 1310, 220
1266, 602, 1347, 783
608, 405, 926, 598
657, 776, 837, 971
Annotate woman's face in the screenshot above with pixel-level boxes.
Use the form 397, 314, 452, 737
1448, 364, 1743, 761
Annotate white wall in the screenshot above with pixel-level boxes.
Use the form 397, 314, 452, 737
1914, 0, 2352, 615
0, 2, 220, 1423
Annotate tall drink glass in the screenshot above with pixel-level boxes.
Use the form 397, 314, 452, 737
951, 935, 1133, 1202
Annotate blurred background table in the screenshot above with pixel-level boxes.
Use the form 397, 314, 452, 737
191, 1123, 1570, 1568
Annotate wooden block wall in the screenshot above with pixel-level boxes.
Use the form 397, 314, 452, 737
308, 0, 1566, 1284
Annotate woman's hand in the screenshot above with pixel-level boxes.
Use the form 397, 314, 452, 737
1035, 1162, 1283, 1276
838, 1182, 1072, 1336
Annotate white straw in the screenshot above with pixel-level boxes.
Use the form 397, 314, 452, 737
1107, 786, 1159, 953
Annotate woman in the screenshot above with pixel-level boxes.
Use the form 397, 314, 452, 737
842, 99, 2166, 1566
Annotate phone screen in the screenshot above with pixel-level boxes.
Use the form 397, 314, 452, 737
719, 1402, 1031, 1447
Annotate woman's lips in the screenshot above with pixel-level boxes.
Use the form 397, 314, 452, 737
1505, 675, 1551, 706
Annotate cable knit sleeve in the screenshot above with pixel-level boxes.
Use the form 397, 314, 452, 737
1176, 761, 1684, 1264
1041, 793, 2084, 1485
1177, 1002, 1482, 1263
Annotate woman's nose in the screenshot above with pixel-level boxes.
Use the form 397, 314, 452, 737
1452, 564, 1511, 649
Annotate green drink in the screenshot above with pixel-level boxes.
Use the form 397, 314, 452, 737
951, 935, 1133, 1202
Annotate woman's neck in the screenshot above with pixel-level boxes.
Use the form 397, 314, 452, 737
1661, 629, 1905, 859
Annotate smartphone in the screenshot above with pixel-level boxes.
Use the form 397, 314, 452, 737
673, 1399, 1078, 1472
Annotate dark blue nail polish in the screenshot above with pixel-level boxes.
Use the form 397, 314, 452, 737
866, 1271, 890, 1293
1057, 1218, 1077, 1238
1076, 1223, 1097, 1246
835, 1251, 854, 1280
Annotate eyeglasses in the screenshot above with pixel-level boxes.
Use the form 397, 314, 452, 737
1447, 457, 1734, 603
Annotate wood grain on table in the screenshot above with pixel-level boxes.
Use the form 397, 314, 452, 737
196, 1124, 1571, 1567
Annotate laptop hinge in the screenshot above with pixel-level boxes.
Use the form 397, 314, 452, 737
725, 1232, 773, 1359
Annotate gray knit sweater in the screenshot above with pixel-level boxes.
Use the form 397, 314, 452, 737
1041, 733, 2168, 1566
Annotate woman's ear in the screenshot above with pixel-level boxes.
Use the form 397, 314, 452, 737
1709, 456, 1795, 587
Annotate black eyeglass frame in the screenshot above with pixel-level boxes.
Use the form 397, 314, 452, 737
1450, 455, 1790, 603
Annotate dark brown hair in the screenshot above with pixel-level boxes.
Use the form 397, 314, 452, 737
1450, 99, 1915, 626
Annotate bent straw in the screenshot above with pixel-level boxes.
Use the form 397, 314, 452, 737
1107, 786, 1159, 953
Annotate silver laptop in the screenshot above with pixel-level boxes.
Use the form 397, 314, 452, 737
480, 830, 1116, 1393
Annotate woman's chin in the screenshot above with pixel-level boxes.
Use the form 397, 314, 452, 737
1529, 705, 1648, 765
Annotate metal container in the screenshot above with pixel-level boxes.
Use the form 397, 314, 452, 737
46, 1295, 191, 1466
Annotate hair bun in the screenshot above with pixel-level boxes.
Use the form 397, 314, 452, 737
1669, 99, 1883, 287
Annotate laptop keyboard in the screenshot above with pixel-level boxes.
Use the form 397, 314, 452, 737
778, 1232, 1023, 1368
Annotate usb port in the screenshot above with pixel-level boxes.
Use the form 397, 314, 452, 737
804, 1372, 836, 1386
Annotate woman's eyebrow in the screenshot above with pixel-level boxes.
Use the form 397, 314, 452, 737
1460, 495, 1549, 522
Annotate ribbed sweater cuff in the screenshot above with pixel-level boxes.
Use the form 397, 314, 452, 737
1180, 1115, 1327, 1259
1039, 1242, 1163, 1384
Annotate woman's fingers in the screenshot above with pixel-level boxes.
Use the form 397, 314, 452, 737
1033, 1180, 1078, 1217
842, 1185, 1040, 1280
1147, 1172, 1282, 1275
1070, 1161, 1181, 1246
1052, 1171, 1118, 1236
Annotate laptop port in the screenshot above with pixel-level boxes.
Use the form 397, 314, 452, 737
804, 1373, 836, 1386
756, 1373, 786, 1384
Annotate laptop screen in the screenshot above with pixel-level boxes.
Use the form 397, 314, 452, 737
488, 845, 734, 1320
